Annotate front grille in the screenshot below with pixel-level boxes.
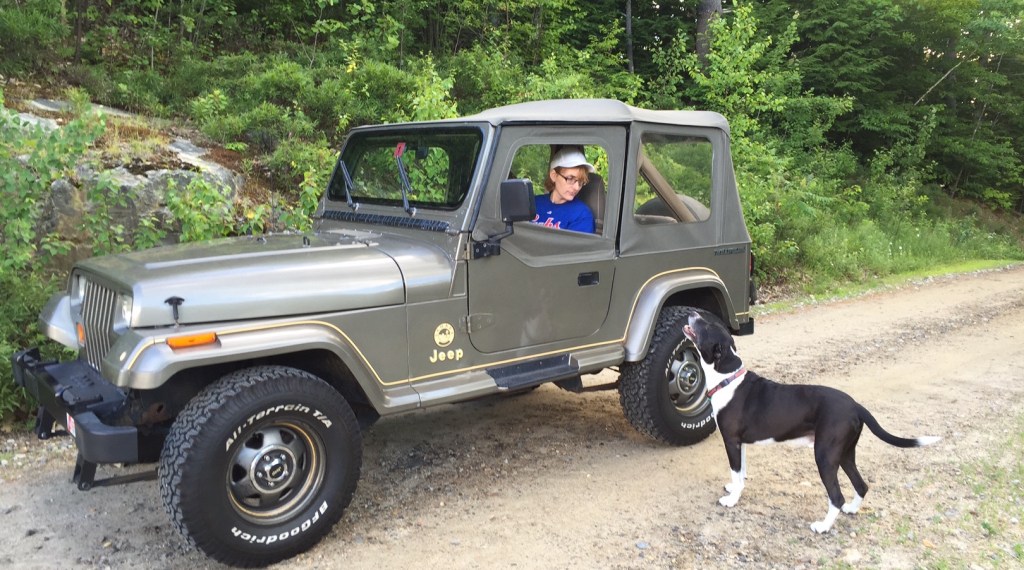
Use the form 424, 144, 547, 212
81, 279, 118, 370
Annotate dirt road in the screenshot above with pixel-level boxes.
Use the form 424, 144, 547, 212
3, 266, 1023, 569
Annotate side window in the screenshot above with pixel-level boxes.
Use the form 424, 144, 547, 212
633, 134, 713, 225
508, 143, 609, 234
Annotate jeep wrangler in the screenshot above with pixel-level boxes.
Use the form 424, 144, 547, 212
12, 99, 755, 567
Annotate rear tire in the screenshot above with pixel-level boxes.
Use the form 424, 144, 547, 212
619, 306, 717, 445
159, 365, 361, 567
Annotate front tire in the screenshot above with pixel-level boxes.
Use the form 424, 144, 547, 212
619, 306, 717, 445
159, 365, 362, 567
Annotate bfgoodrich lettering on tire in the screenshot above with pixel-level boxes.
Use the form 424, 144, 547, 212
159, 365, 361, 567
619, 306, 717, 445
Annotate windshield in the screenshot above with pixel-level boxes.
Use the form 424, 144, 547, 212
327, 126, 484, 210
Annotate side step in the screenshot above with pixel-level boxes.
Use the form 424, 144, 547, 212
488, 354, 579, 391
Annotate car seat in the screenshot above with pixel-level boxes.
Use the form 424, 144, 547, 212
577, 174, 605, 233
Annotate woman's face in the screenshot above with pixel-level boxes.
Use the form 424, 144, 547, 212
548, 166, 588, 204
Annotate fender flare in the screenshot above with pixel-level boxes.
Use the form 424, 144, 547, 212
110, 320, 414, 412
622, 269, 735, 362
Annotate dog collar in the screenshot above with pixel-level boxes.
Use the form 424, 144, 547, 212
706, 368, 746, 398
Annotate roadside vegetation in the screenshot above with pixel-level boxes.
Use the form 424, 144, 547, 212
1, 0, 1023, 422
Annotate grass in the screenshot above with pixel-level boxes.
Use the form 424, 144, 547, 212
918, 413, 1024, 568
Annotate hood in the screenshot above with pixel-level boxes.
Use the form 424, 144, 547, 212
77, 232, 410, 327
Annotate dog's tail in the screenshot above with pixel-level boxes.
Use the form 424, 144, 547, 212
858, 405, 941, 448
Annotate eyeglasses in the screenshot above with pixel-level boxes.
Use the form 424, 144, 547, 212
557, 172, 585, 186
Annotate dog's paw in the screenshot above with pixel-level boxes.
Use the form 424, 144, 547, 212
841, 495, 863, 514
718, 494, 740, 508
725, 482, 741, 493
809, 520, 833, 534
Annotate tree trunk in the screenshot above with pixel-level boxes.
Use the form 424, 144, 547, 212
696, 0, 722, 68
944, 37, 958, 110
73, 0, 86, 64
625, 0, 634, 74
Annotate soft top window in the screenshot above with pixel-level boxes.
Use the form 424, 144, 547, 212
633, 134, 713, 225
328, 127, 483, 210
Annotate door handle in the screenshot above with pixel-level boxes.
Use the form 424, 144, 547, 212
578, 271, 600, 287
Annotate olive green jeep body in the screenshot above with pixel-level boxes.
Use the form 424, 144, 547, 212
13, 99, 755, 567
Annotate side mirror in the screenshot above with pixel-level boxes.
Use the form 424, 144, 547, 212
473, 179, 537, 259
500, 179, 537, 223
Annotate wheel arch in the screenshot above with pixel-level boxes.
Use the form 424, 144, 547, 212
623, 274, 734, 362
137, 349, 382, 430
126, 322, 402, 429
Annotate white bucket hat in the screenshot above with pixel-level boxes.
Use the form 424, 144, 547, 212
550, 146, 596, 173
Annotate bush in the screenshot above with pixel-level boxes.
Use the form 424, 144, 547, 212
198, 112, 248, 146
165, 53, 261, 113
0, 270, 62, 423
298, 76, 356, 142
106, 69, 167, 115
0, 0, 69, 75
263, 136, 334, 194
241, 58, 315, 108
64, 63, 117, 103
241, 102, 315, 154
165, 177, 236, 242
447, 46, 524, 114
1, 94, 106, 273
347, 59, 418, 125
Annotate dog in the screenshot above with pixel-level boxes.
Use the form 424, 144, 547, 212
681, 308, 940, 533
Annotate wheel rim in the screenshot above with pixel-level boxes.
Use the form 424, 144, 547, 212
227, 420, 325, 525
665, 339, 709, 417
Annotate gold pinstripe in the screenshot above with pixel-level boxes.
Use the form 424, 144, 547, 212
125, 266, 745, 387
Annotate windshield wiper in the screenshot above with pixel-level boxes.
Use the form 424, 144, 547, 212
393, 147, 417, 216
335, 159, 358, 211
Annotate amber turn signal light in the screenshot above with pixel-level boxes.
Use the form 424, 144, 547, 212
166, 332, 218, 350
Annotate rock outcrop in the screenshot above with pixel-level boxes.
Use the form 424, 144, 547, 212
13, 100, 244, 263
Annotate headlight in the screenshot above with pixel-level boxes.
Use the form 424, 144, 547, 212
114, 293, 133, 331
70, 274, 87, 305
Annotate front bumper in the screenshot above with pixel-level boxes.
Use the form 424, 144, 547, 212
12, 348, 139, 464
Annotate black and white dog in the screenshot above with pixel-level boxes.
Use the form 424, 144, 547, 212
682, 309, 940, 533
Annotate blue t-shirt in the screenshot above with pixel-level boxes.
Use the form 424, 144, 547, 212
532, 193, 595, 233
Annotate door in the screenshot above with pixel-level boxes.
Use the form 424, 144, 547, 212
467, 125, 626, 354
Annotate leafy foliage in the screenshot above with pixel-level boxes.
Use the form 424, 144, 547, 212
1, 97, 105, 272
165, 177, 235, 242
0, 0, 69, 74
1, 0, 1023, 419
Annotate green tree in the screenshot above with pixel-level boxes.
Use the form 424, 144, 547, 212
752, 0, 1024, 211
909, 0, 1024, 209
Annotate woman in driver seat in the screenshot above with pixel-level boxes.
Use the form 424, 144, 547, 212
533, 146, 595, 233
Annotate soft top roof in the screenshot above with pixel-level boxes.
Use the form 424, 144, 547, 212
354, 99, 730, 133
459, 98, 730, 132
